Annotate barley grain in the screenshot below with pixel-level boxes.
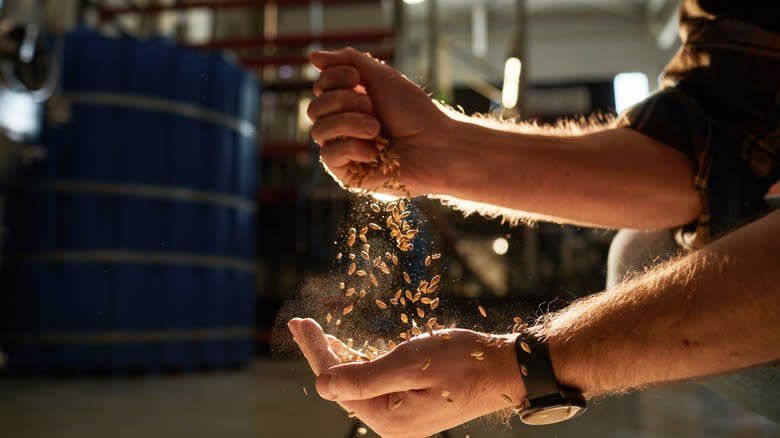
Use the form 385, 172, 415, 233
425, 256, 431, 266
356, 270, 367, 276
376, 300, 387, 309
369, 223, 382, 230
478, 306, 487, 317
370, 203, 381, 213
520, 341, 531, 354
370, 274, 378, 287
343, 305, 354, 315
421, 358, 431, 371
348, 262, 356, 275
430, 298, 440, 310
417, 308, 425, 318
432, 253, 441, 259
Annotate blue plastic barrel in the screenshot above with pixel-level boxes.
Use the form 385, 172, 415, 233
0, 28, 259, 373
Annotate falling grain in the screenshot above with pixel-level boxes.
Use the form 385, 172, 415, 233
421, 357, 431, 371
430, 298, 440, 310
392, 254, 399, 265
403, 272, 411, 284
520, 364, 528, 376
520, 341, 531, 354
478, 306, 487, 317
346, 287, 356, 296
370, 203, 381, 213
326, 313, 332, 323
376, 300, 387, 309
303, 387, 308, 396
370, 274, 378, 287
339, 282, 345, 290
373, 256, 382, 267
399, 199, 405, 211
347, 234, 356, 247
349, 253, 356, 260
359, 234, 367, 243
425, 256, 431, 266
379, 262, 390, 274
470, 351, 484, 358
343, 305, 354, 315
420, 297, 432, 304
337, 252, 342, 260
405, 290, 413, 301
348, 262, 356, 275
412, 292, 421, 302
369, 222, 382, 230
356, 270, 367, 276
392, 398, 404, 409
502, 394, 514, 405
417, 308, 425, 318
359, 289, 366, 298
441, 389, 450, 397
430, 275, 441, 286
361, 250, 370, 260
432, 253, 441, 259
401, 313, 408, 324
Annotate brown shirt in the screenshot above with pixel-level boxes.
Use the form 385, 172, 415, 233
616, 0, 779, 243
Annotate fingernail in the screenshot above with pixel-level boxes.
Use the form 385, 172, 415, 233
362, 118, 378, 135
316, 373, 338, 400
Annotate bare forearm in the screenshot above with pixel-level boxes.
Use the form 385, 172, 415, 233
537, 210, 780, 398
431, 118, 700, 229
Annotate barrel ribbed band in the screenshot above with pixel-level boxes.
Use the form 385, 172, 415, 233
64, 92, 257, 139
0, 327, 254, 344
2, 250, 256, 273
14, 179, 256, 213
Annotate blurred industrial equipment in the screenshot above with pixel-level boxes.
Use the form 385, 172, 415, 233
0, 26, 259, 373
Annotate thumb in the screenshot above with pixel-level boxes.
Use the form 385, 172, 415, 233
310, 47, 396, 87
316, 348, 436, 401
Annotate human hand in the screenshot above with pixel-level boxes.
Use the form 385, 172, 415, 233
307, 48, 455, 196
288, 318, 526, 438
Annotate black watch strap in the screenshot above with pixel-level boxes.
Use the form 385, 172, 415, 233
514, 330, 586, 425
514, 332, 560, 401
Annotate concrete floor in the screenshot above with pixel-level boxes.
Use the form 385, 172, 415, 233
0, 360, 777, 438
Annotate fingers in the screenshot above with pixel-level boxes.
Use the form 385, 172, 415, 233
307, 89, 373, 123
288, 318, 340, 376
316, 349, 436, 401
311, 113, 380, 145
313, 65, 360, 96
310, 47, 396, 88
319, 137, 378, 168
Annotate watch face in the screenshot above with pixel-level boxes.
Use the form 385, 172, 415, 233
520, 404, 586, 425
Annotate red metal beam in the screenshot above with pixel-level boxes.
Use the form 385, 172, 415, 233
240, 48, 392, 68
99, 0, 375, 17
262, 142, 311, 158
193, 29, 394, 50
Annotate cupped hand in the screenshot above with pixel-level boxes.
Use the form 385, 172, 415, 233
307, 47, 455, 196
288, 318, 526, 438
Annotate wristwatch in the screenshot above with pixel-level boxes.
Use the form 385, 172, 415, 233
514, 331, 586, 425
